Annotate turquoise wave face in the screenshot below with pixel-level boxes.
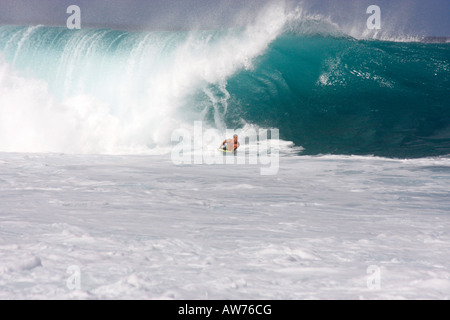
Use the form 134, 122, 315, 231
1, 25, 449, 157
225, 35, 450, 158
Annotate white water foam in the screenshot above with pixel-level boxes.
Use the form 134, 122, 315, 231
0, 152, 449, 299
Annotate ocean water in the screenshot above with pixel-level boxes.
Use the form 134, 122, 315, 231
0, 5, 448, 157
0, 3, 449, 300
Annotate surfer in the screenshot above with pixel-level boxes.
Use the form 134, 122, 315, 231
220, 134, 240, 153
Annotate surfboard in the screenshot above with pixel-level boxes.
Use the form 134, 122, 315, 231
218, 148, 234, 154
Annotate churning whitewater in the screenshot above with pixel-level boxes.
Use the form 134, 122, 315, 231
0, 5, 289, 155
0, 153, 449, 299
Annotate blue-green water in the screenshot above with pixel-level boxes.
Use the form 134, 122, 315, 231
1, 25, 449, 157
226, 35, 450, 157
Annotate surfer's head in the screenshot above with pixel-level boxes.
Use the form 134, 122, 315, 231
233, 134, 238, 142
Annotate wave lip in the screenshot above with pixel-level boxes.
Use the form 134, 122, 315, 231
0, 2, 289, 155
